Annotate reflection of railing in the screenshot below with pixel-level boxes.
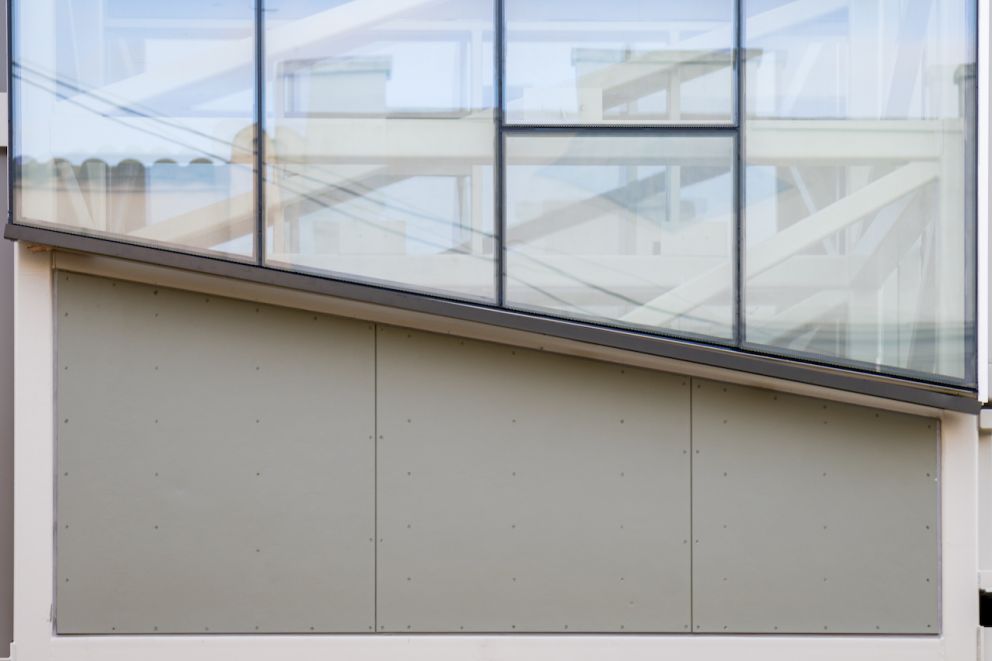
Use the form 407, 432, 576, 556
17, 157, 250, 251
275, 55, 488, 118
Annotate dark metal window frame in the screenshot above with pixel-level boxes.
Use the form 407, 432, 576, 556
3, 0, 982, 413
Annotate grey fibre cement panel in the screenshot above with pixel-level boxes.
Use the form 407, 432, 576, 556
691, 379, 939, 634
375, 327, 692, 633
55, 272, 376, 634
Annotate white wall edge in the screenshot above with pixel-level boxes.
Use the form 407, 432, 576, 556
979, 429, 992, 580
0, 94, 8, 150
977, 0, 989, 402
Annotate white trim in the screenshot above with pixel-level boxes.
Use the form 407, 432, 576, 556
28, 636, 961, 661
11, 247, 979, 661
978, 0, 990, 402
979, 430, 992, 578
13, 246, 55, 661
939, 411, 982, 660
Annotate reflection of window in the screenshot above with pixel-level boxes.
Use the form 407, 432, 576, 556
14, 0, 256, 257
279, 58, 393, 117
11, 0, 979, 386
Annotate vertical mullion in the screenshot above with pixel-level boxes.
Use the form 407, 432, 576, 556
7, 0, 15, 225
734, 0, 745, 347
494, 0, 506, 306
254, 0, 265, 266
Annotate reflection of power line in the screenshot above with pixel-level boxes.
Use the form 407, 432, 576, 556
15, 69, 718, 324
16, 68, 480, 245
14, 61, 250, 154
23, 72, 509, 265
16, 62, 477, 229
278, 180, 701, 325
16, 72, 238, 164
505, 246, 721, 327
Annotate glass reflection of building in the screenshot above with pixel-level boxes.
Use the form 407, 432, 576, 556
11, 0, 979, 384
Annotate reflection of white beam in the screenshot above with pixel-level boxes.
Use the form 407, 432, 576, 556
128, 190, 253, 247
42, 116, 957, 167
781, 43, 823, 115
620, 161, 940, 326
747, 0, 849, 42
268, 252, 494, 297
44, 0, 849, 115
265, 253, 861, 292
55, 0, 443, 109
511, 254, 861, 291
273, 117, 494, 164
128, 164, 390, 246
536, 0, 851, 127
54, 161, 96, 230
575, 50, 731, 100
742, 290, 849, 346
276, 118, 951, 163
747, 120, 959, 164
531, 0, 848, 117
750, 256, 867, 291
508, 171, 730, 245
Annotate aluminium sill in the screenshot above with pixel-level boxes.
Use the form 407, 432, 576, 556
4, 221, 980, 414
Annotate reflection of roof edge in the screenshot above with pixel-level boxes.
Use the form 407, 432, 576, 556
282, 55, 393, 76
16, 157, 221, 169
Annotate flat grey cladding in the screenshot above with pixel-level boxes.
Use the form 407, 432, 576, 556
54, 271, 938, 635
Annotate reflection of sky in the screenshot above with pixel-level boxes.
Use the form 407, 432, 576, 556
14, 0, 981, 158
105, 0, 252, 19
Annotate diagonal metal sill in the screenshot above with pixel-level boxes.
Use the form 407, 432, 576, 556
4, 222, 980, 414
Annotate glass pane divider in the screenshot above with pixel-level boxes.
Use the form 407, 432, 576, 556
6, 0, 13, 225
11, 0, 976, 386
496, 1, 741, 344
495, 0, 506, 307
733, 0, 745, 349
501, 124, 738, 133
255, 0, 266, 268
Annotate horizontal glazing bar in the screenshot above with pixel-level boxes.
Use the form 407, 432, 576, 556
502, 124, 739, 133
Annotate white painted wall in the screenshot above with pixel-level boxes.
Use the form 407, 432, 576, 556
0, 166, 13, 658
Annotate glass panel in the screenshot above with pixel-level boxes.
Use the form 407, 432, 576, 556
505, 0, 735, 126
744, 0, 977, 382
264, 0, 496, 302
505, 133, 735, 339
13, 0, 256, 258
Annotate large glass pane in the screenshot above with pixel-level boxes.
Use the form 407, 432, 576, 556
13, 0, 256, 258
744, 0, 977, 382
506, 133, 735, 339
264, 0, 496, 302
505, 0, 735, 126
